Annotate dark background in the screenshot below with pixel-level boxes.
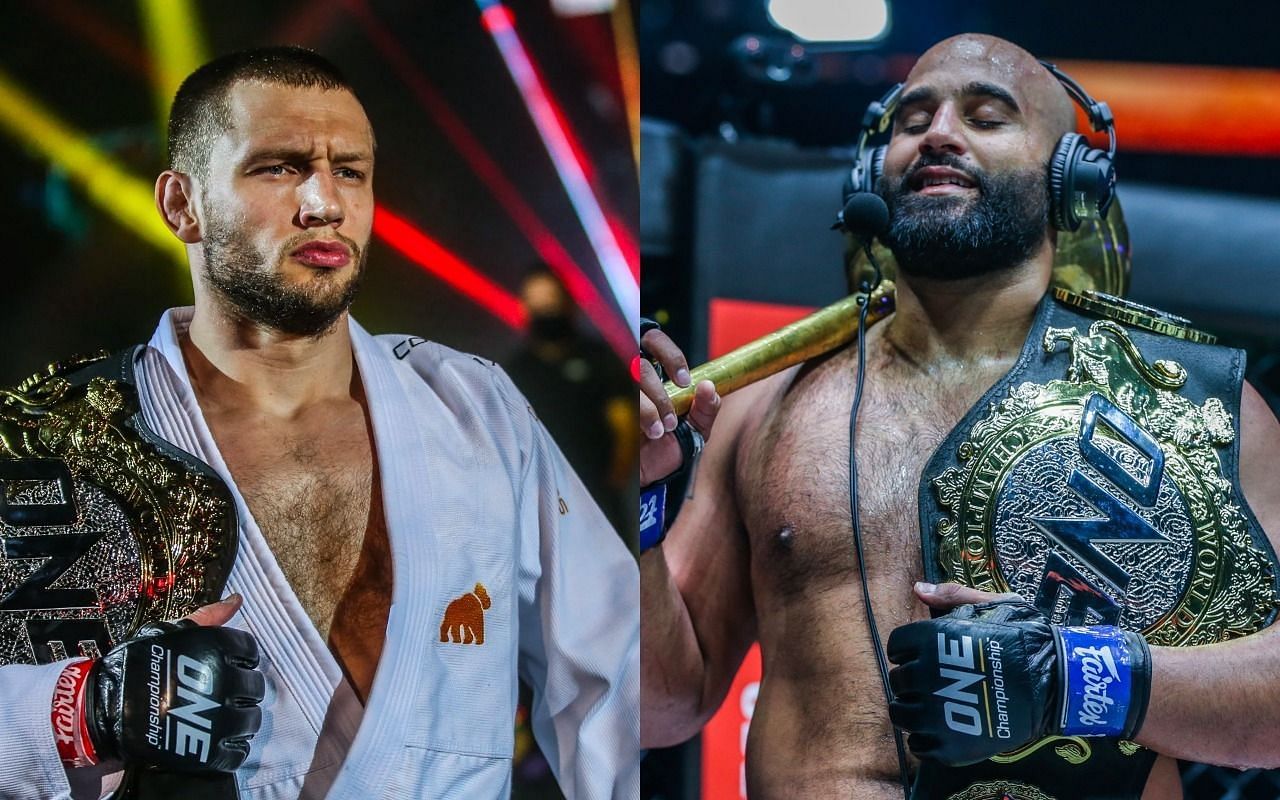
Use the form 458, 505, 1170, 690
0, 0, 636, 381
639, 1, 1280, 799
641, 0, 1279, 192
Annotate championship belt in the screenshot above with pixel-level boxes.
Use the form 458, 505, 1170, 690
0, 349, 239, 796
914, 292, 1280, 800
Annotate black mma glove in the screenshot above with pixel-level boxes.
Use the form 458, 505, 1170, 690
51, 619, 265, 772
886, 600, 1151, 766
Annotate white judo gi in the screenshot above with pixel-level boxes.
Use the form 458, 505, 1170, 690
0, 308, 640, 800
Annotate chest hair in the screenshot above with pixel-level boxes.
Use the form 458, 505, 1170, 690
740, 342, 1005, 599
212, 408, 378, 640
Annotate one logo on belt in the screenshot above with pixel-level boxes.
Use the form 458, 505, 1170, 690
932, 319, 1278, 648
440, 582, 491, 645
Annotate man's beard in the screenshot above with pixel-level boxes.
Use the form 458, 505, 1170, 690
881, 154, 1049, 281
200, 211, 366, 337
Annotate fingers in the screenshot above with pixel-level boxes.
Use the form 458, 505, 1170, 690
637, 330, 720, 486
638, 357, 675, 440
685, 380, 721, 438
886, 620, 923, 665
640, 328, 691, 388
185, 593, 244, 627
888, 659, 926, 701
639, 436, 681, 487
232, 661, 267, 705
222, 627, 261, 669
913, 582, 1020, 611
637, 328, 691, 441
640, 378, 721, 486
905, 732, 943, 763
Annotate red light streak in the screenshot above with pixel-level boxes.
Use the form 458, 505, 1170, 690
477, 0, 640, 340
29, 0, 150, 78
1057, 60, 1280, 156
606, 211, 639, 281
344, 0, 633, 359
480, 4, 515, 34
374, 205, 526, 331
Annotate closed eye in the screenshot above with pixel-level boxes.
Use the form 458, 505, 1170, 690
898, 113, 932, 135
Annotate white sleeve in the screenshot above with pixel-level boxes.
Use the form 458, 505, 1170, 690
507, 380, 641, 800
0, 661, 126, 800
0, 661, 76, 800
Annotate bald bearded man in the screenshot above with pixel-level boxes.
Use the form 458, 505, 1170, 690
639, 34, 1280, 800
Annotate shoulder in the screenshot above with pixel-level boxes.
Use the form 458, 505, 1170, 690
371, 333, 520, 398
710, 365, 798, 478
368, 332, 537, 435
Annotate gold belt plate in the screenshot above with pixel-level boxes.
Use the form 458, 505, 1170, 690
932, 320, 1277, 645
0, 354, 235, 664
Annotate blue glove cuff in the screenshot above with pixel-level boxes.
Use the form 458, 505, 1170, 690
1056, 625, 1136, 737
640, 485, 667, 552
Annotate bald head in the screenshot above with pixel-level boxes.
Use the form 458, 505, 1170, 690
907, 34, 1077, 145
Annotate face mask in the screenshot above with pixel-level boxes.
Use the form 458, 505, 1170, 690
529, 314, 575, 342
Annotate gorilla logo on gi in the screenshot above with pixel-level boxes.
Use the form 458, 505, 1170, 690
440, 582, 492, 645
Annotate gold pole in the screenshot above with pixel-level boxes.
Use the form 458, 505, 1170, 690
664, 282, 895, 416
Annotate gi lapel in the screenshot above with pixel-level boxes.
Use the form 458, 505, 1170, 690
329, 320, 438, 790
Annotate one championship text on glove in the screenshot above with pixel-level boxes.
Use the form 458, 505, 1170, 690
936, 631, 1012, 741
147, 642, 220, 763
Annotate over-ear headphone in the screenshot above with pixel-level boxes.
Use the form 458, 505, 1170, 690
839, 60, 1117, 233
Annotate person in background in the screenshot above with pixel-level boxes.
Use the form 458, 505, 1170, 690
504, 267, 638, 544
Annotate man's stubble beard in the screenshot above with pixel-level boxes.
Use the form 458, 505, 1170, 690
880, 154, 1050, 282
200, 209, 367, 337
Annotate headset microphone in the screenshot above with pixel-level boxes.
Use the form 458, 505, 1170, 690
836, 191, 890, 239
836, 103, 906, 800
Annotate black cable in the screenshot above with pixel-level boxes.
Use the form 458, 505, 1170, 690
847, 241, 911, 799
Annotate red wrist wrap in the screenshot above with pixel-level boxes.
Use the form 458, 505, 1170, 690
51, 659, 98, 768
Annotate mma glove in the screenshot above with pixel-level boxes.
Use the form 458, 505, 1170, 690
886, 600, 1151, 766
51, 619, 265, 772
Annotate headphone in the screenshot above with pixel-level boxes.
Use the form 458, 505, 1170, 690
841, 60, 1117, 232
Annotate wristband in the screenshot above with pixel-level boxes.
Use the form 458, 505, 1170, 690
1056, 626, 1135, 737
640, 484, 667, 551
51, 659, 98, 768
639, 422, 705, 552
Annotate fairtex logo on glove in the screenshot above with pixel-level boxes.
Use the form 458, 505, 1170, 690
934, 632, 1011, 740
150, 644, 219, 763
1073, 643, 1121, 726
1058, 626, 1133, 736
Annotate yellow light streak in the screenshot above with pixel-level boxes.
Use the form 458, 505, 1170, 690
611, 0, 640, 167
0, 66, 185, 263
139, 0, 209, 136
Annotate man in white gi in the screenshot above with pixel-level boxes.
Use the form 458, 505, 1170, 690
0, 46, 638, 799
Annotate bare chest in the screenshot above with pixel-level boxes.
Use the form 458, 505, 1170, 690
739, 349, 998, 600
209, 410, 382, 638
735, 347, 1010, 780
